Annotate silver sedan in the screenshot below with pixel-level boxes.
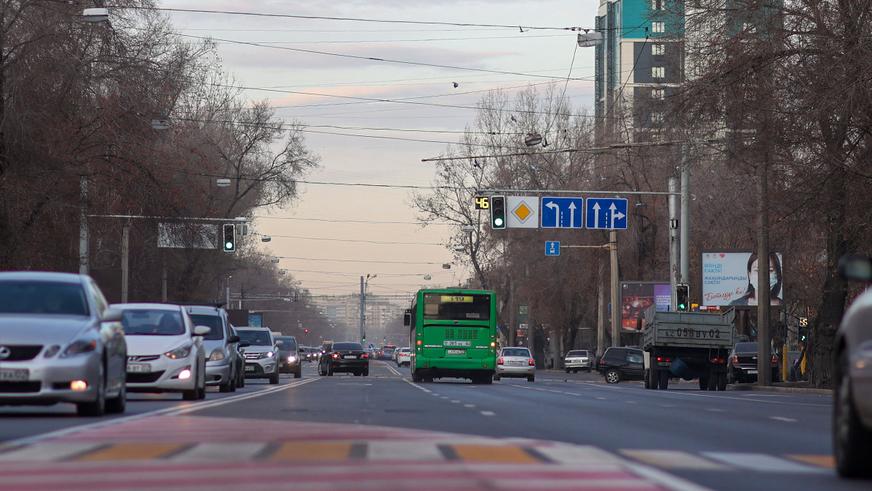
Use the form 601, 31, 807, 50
494, 347, 535, 382
0, 272, 127, 416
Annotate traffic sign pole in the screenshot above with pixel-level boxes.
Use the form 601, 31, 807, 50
610, 231, 620, 348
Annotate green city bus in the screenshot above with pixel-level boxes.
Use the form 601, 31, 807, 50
404, 288, 497, 384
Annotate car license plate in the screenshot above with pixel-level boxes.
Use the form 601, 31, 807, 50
446, 349, 465, 355
245, 365, 256, 372
510, 361, 525, 366
344, 355, 357, 359
0, 368, 28, 381
127, 363, 151, 373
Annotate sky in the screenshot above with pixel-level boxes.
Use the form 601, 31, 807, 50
160, 0, 601, 297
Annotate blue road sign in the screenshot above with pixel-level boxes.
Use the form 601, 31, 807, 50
586, 198, 629, 230
541, 197, 584, 229
545, 241, 561, 256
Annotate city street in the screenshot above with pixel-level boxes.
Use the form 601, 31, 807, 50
0, 361, 860, 491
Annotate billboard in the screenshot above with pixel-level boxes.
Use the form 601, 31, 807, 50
702, 251, 783, 306
620, 282, 671, 330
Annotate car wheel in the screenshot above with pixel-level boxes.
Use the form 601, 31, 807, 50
294, 369, 302, 379
717, 372, 727, 391
197, 368, 207, 400
105, 381, 126, 414
527, 375, 535, 382
565, 368, 570, 374
658, 370, 669, 390
605, 369, 620, 384
77, 364, 106, 417
269, 371, 280, 385
493, 374, 501, 381
835, 352, 872, 477
219, 378, 233, 393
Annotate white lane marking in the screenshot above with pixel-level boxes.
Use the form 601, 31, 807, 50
480, 411, 496, 416
625, 400, 638, 404
381, 363, 403, 377
534, 444, 624, 465
769, 416, 798, 423
367, 441, 444, 461
703, 452, 826, 473
463, 404, 476, 408
400, 377, 432, 394
574, 382, 829, 407
621, 450, 725, 470
4, 378, 318, 446
704, 408, 725, 412
0, 442, 103, 461
450, 400, 461, 403
595, 397, 607, 400
172, 442, 268, 461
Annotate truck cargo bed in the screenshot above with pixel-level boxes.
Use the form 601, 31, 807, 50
641, 311, 735, 350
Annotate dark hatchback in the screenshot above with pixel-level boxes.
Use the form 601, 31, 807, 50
727, 342, 779, 383
599, 347, 645, 384
319, 342, 370, 377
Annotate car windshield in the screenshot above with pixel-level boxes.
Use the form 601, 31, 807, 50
567, 350, 588, 357
276, 337, 297, 350
122, 310, 185, 336
334, 342, 362, 350
502, 348, 530, 357
238, 330, 272, 346
735, 342, 758, 353
189, 314, 224, 340
0, 281, 89, 316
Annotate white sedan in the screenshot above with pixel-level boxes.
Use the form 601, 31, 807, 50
396, 347, 412, 367
114, 303, 208, 400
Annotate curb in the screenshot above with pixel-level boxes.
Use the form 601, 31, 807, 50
729, 384, 832, 395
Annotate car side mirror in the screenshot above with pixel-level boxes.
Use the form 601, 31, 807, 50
228, 335, 240, 343
193, 325, 211, 336
101, 308, 123, 323
838, 254, 872, 282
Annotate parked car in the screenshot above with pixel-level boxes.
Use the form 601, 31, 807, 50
186, 305, 242, 393
599, 347, 645, 384
319, 342, 369, 376
833, 254, 872, 478
0, 272, 127, 416
275, 335, 302, 378
727, 341, 779, 384
237, 327, 280, 384
564, 350, 592, 373
116, 303, 208, 400
396, 347, 411, 367
494, 347, 535, 382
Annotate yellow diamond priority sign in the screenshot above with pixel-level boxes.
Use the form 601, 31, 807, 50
506, 196, 539, 228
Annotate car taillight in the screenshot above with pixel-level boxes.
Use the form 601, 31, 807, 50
332, 353, 339, 359
771, 354, 778, 365
656, 356, 671, 363
710, 356, 725, 364
528, 358, 535, 366
361, 353, 369, 359
497, 357, 504, 365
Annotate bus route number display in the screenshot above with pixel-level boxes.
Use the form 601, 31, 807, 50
474, 196, 490, 210
441, 295, 473, 303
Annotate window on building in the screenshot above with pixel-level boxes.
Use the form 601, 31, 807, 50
651, 0, 664, 10
652, 88, 665, 100
651, 112, 664, 124
652, 44, 665, 56
652, 21, 665, 33
652, 66, 665, 79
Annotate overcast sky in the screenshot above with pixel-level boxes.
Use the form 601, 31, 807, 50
161, 0, 600, 296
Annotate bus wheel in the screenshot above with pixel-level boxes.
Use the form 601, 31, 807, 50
411, 370, 422, 383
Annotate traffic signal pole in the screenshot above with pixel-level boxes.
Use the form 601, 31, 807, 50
609, 230, 620, 347
668, 177, 680, 310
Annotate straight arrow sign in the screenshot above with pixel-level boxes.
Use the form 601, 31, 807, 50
586, 198, 628, 230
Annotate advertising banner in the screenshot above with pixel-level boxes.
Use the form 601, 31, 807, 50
620, 282, 671, 330
702, 251, 783, 306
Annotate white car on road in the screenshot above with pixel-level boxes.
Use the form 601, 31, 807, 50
396, 347, 411, 367
564, 350, 592, 373
114, 303, 208, 400
494, 347, 535, 382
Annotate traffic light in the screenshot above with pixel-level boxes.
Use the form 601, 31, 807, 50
676, 284, 689, 312
304, 328, 310, 334
490, 195, 506, 229
222, 224, 236, 253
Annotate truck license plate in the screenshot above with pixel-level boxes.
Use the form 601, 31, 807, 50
0, 368, 28, 381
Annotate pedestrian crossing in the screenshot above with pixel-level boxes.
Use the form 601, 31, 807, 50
0, 415, 835, 490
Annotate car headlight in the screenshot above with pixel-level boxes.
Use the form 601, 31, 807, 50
164, 344, 192, 360
287, 355, 297, 363
209, 349, 226, 361
266, 351, 275, 358
61, 338, 98, 358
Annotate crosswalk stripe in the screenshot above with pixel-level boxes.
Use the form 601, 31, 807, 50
77, 443, 187, 461
534, 444, 624, 465
786, 454, 835, 469
621, 450, 726, 470
703, 452, 828, 473
270, 442, 353, 461
0, 442, 104, 462
367, 441, 444, 461
171, 442, 268, 461
453, 444, 541, 463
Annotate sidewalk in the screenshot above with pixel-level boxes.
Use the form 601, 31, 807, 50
728, 381, 832, 395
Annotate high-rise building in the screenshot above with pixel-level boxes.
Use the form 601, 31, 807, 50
595, 0, 685, 141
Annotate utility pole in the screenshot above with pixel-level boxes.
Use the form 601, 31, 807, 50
668, 177, 680, 309
79, 176, 89, 275
161, 256, 168, 302
359, 276, 365, 344
225, 276, 231, 307
120, 221, 130, 303
680, 148, 690, 285
609, 230, 620, 347
596, 261, 606, 357
757, 145, 772, 386
508, 275, 516, 347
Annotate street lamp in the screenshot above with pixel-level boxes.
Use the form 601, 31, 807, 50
261, 235, 272, 243
216, 178, 231, 188
82, 8, 109, 23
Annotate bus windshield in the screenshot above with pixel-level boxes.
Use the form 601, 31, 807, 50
423, 293, 490, 321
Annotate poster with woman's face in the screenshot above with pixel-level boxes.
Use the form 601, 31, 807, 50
702, 252, 783, 306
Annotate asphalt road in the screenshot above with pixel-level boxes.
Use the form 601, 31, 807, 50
1, 361, 867, 491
